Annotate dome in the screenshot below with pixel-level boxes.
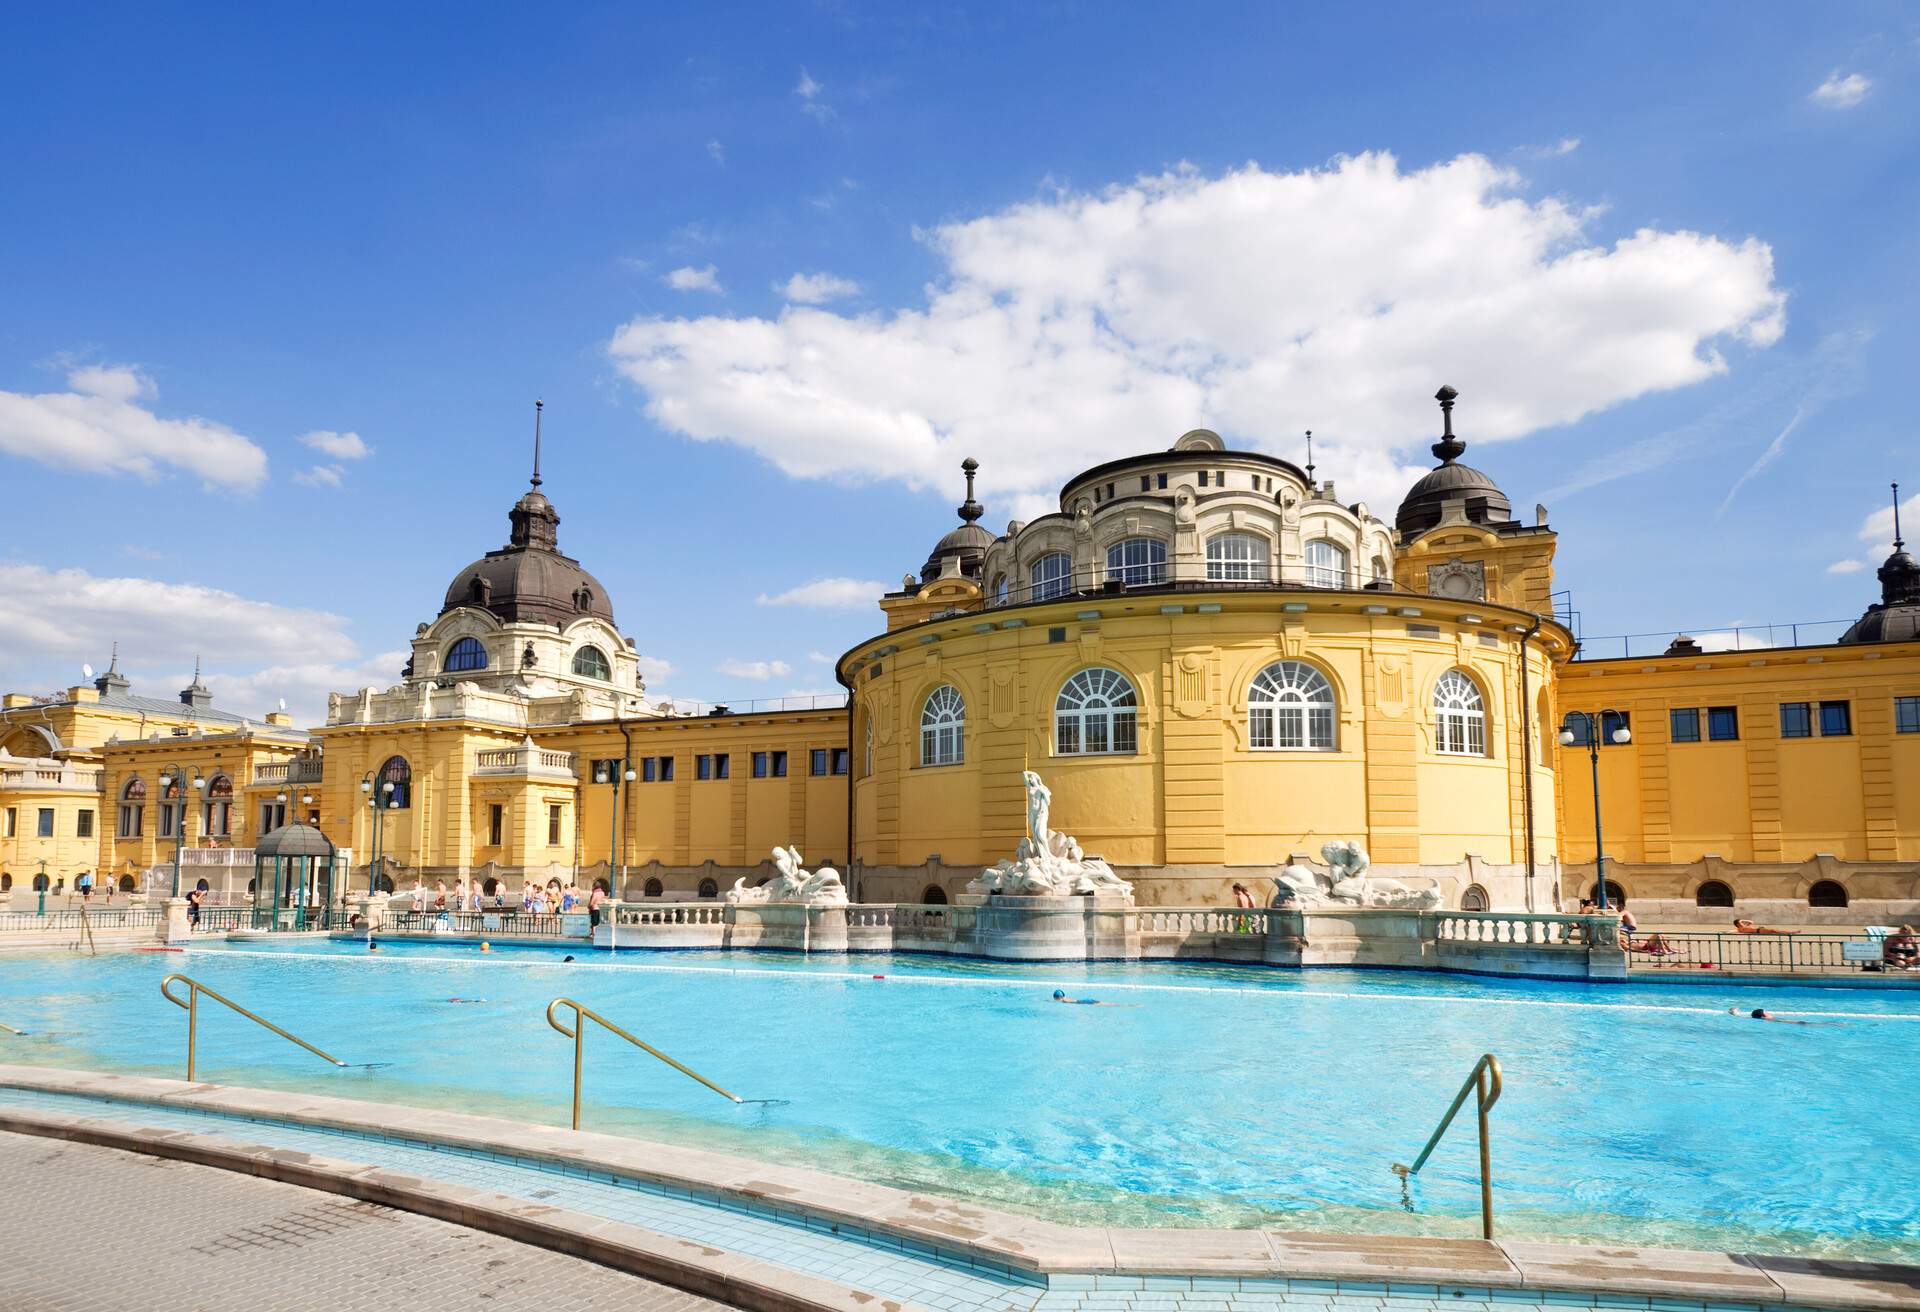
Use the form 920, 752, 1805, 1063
1396, 386, 1514, 538
919, 458, 993, 584
255, 822, 336, 858
1839, 537, 1920, 644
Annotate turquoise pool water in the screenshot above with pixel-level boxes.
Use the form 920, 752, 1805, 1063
2, 939, 1915, 1260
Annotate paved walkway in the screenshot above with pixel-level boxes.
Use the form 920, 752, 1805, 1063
0, 1131, 735, 1312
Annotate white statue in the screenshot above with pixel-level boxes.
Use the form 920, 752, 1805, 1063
970, 771, 1134, 899
1269, 841, 1441, 910
727, 846, 848, 906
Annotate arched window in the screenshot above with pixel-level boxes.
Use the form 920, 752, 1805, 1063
921, 884, 948, 906
1248, 661, 1336, 751
1305, 539, 1350, 588
374, 872, 394, 894
571, 646, 611, 680
644, 877, 664, 898
1589, 881, 1625, 907
32, 873, 49, 892
698, 878, 718, 899
1206, 533, 1269, 583
1371, 556, 1390, 584
445, 637, 488, 672
1056, 667, 1139, 756
0, 874, 10, 893
1434, 670, 1487, 756
118, 777, 146, 839
920, 685, 966, 766
1809, 879, 1848, 908
1695, 880, 1735, 908
377, 756, 412, 809
1461, 883, 1490, 912
203, 774, 233, 837
991, 574, 1009, 605
1106, 537, 1167, 588
117, 874, 135, 892
1031, 552, 1072, 602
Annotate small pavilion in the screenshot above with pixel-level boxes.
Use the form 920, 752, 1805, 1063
251, 822, 339, 930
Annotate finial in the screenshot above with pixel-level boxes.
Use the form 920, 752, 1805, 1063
1895, 482, 1905, 551
192, 654, 201, 683
1431, 385, 1465, 464
957, 457, 983, 523
531, 398, 544, 489
1304, 430, 1315, 486
107, 641, 119, 674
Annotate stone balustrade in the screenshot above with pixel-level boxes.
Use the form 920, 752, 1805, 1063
472, 745, 577, 779
0, 763, 103, 793
252, 759, 325, 786
1433, 910, 1614, 948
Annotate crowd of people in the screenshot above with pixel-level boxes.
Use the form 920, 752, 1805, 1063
390, 877, 612, 925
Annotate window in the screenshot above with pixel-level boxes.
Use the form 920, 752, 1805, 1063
921, 884, 948, 905
118, 778, 145, 838
158, 780, 179, 838
811, 748, 829, 776
714, 753, 730, 779
378, 756, 412, 808
1669, 708, 1700, 743
752, 751, 769, 778
2, 807, 12, 838
1140, 476, 1151, 492
1695, 880, 1735, 908
1248, 661, 1336, 751
1460, 884, 1489, 912
445, 637, 488, 672
992, 575, 1008, 604
572, 646, 611, 680
547, 804, 563, 846
489, 804, 503, 846
1198, 470, 1209, 487
644, 878, 664, 898
1433, 670, 1487, 756
831, 747, 850, 775
1055, 667, 1139, 756
202, 774, 233, 837
1589, 880, 1626, 907
1206, 532, 1269, 582
1105, 537, 1167, 588
659, 756, 674, 781
1707, 706, 1739, 741
1599, 710, 1630, 744
643, 757, 657, 783
1372, 556, 1390, 584
1897, 696, 1920, 735
698, 878, 719, 899
1023, 552, 1071, 603
260, 801, 284, 833
1304, 539, 1349, 589
1819, 701, 1852, 736
76, 809, 93, 839
37, 808, 54, 838
697, 754, 713, 780
920, 685, 966, 766
1157, 473, 1168, 490
862, 716, 874, 777
1780, 702, 1812, 738
1808, 879, 1848, 908
771, 750, 787, 777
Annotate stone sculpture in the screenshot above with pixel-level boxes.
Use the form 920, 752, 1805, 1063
726, 845, 849, 906
970, 770, 1135, 899
1269, 841, 1441, 910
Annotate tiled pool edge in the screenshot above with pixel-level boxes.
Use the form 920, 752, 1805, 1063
3, 1065, 1918, 1312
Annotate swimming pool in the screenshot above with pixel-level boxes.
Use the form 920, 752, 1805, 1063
3, 938, 1915, 1261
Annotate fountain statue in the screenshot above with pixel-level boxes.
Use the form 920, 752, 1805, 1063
1270, 841, 1441, 910
727, 846, 849, 906
969, 771, 1134, 899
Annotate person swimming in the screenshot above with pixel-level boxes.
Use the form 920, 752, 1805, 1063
1052, 988, 1104, 1006
446, 997, 485, 1003
1732, 1007, 1833, 1026
562, 955, 576, 963
366, 940, 378, 952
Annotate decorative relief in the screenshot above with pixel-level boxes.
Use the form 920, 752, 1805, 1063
1426, 557, 1486, 601
1375, 655, 1409, 717
1174, 652, 1208, 718
989, 666, 1017, 728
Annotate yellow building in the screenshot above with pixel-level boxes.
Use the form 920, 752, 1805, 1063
4, 388, 1916, 919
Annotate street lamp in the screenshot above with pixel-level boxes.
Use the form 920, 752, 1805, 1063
272, 789, 315, 831
155, 764, 206, 898
360, 771, 397, 892
1557, 710, 1631, 911
593, 757, 637, 895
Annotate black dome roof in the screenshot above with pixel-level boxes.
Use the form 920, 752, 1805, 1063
1839, 548, 1920, 644
442, 457, 616, 628
1396, 386, 1514, 537
256, 822, 336, 858
919, 458, 992, 584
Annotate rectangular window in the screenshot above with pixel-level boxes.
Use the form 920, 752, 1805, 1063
3, 807, 14, 838
810, 748, 829, 776
772, 750, 787, 777
715, 753, 730, 780
1669, 708, 1700, 743
1819, 700, 1852, 736
659, 756, 674, 781
547, 804, 563, 846
119, 804, 141, 838
1707, 706, 1739, 741
1140, 476, 1150, 492
159, 802, 176, 838
76, 809, 93, 839
1898, 696, 1920, 735
1198, 470, 1209, 487
1048, 626, 1067, 643
752, 751, 769, 778
489, 804, 503, 846
1780, 702, 1812, 738
696, 754, 713, 780
37, 808, 54, 838
642, 757, 657, 783
1105, 482, 1115, 499
831, 747, 850, 775
1600, 710, 1630, 744
1156, 473, 1167, 489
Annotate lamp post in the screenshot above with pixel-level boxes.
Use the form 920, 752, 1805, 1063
592, 757, 637, 894
272, 789, 315, 832
360, 771, 397, 893
36, 859, 48, 915
1557, 710, 1631, 911
155, 763, 205, 898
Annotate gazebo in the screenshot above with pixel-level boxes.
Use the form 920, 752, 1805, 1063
252, 823, 339, 931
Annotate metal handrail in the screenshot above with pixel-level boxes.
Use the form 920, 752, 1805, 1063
0, 1020, 26, 1036
545, 996, 743, 1130
160, 973, 348, 1081
1392, 1053, 1504, 1239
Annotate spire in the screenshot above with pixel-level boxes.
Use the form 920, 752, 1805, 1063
957, 457, 983, 524
1895, 481, 1905, 551
94, 641, 130, 696
531, 398, 544, 489
1878, 479, 1919, 609
508, 398, 561, 551
1304, 430, 1316, 486
180, 655, 212, 709
1430, 385, 1466, 465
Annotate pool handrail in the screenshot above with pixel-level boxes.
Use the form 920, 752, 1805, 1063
1392, 1052, 1503, 1239
0, 1020, 25, 1036
545, 996, 744, 1130
160, 973, 349, 1081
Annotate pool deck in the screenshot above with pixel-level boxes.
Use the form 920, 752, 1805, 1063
0, 1065, 1915, 1312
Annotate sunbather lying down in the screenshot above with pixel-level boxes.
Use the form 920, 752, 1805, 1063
1733, 918, 1790, 935
1623, 933, 1681, 955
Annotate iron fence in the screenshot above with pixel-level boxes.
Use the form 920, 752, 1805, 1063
383, 910, 579, 938
1622, 931, 1878, 973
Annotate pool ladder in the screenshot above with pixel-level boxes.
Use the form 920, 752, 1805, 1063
161, 973, 349, 1082
1392, 1053, 1504, 1239
546, 996, 744, 1131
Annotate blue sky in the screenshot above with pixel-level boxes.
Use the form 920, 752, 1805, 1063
2, 3, 1917, 722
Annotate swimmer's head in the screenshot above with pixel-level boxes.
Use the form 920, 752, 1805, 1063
1751, 1008, 1768, 1019
1053, 989, 1066, 1000
480, 941, 491, 952
563, 955, 575, 962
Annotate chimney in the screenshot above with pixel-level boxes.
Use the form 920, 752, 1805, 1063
265, 711, 292, 727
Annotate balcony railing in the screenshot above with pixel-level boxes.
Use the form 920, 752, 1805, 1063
252, 758, 324, 786
473, 745, 578, 778
1572, 618, 1856, 660
0, 764, 103, 793
972, 562, 1403, 614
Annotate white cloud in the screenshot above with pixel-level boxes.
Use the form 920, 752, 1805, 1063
187, 652, 407, 729
1859, 487, 1920, 547
0, 363, 269, 492
635, 655, 675, 687
707, 138, 725, 166
755, 577, 885, 608
293, 464, 343, 488
1810, 71, 1872, 109
619, 256, 652, 274
779, 686, 843, 700
778, 272, 861, 304
795, 68, 831, 121
663, 264, 724, 294
1692, 628, 1777, 652
298, 429, 371, 460
610, 153, 1786, 515
1826, 559, 1867, 574
718, 658, 792, 680
1521, 137, 1581, 158
807, 649, 833, 664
